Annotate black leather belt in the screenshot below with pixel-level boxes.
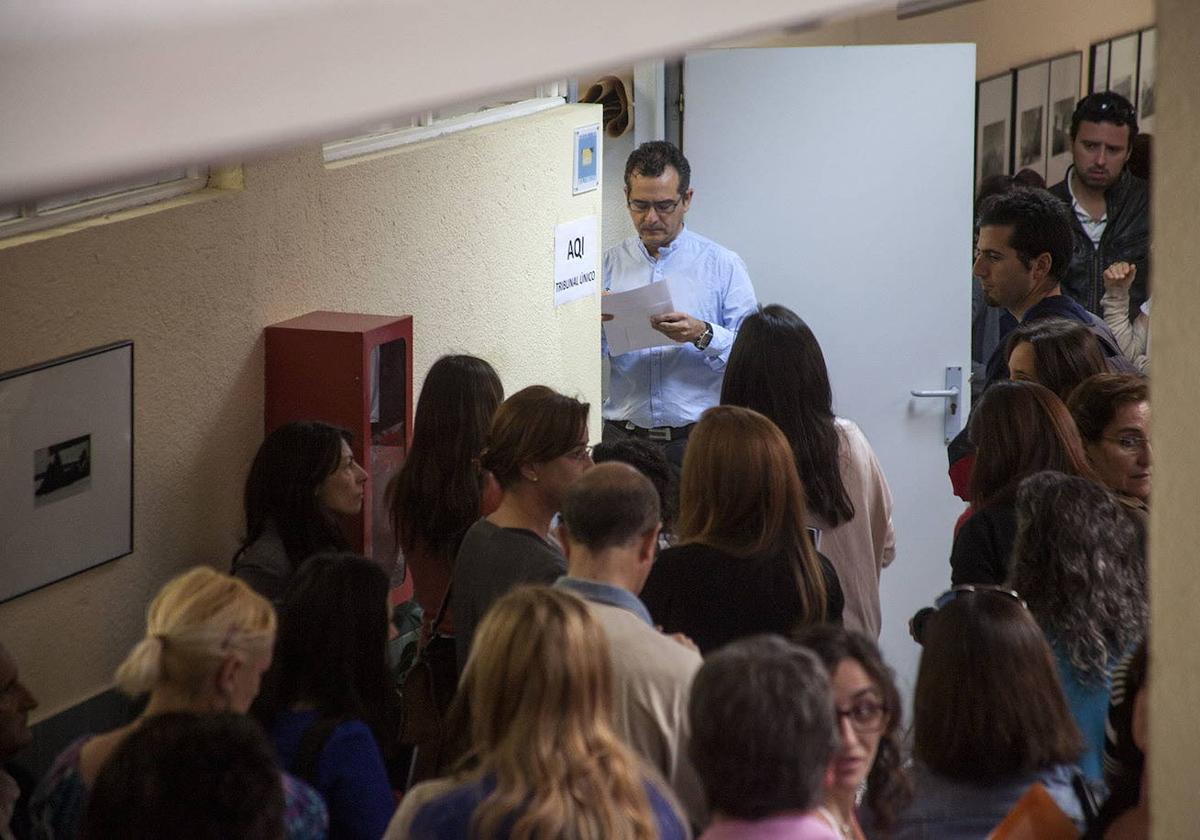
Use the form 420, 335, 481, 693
609, 420, 695, 442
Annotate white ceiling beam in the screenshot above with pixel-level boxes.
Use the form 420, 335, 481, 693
0, 0, 883, 201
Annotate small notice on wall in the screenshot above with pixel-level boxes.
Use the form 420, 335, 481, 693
573, 124, 600, 194
554, 215, 599, 307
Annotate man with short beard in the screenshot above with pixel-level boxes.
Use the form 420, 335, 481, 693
1049, 92, 1149, 318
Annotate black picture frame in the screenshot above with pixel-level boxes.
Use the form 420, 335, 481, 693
0, 341, 134, 602
975, 70, 1015, 190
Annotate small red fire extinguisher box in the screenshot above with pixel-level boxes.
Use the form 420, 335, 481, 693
264, 311, 413, 561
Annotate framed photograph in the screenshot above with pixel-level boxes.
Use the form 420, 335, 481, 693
975, 71, 1014, 190
1090, 41, 1110, 94
1046, 52, 1082, 187
1014, 60, 1050, 180
1137, 28, 1156, 134
0, 342, 133, 602
1107, 32, 1140, 104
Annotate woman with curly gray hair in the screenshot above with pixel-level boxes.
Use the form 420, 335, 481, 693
1008, 470, 1147, 783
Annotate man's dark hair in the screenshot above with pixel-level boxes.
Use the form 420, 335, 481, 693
591, 437, 677, 531
83, 712, 285, 840
976, 187, 1074, 283
560, 462, 659, 551
1070, 91, 1138, 144
689, 635, 837, 820
624, 140, 691, 194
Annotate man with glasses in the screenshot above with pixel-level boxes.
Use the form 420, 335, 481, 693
602, 140, 757, 469
1048, 92, 1150, 318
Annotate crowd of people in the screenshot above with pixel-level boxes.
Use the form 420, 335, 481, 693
1, 90, 1152, 840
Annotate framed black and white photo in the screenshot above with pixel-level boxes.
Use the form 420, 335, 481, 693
0, 341, 133, 602
1090, 41, 1110, 94
1107, 32, 1140, 104
1014, 60, 1050, 180
1137, 28, 1156, 134
1046, 52, 1082, 187
975, 71, 1014, 189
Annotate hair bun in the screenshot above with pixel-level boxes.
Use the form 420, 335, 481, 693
114, 635, 166, 696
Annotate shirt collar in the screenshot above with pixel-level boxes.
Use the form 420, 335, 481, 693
554, 576, 653, 625
635, 225, 690, 263
1066, 165, 1107, 223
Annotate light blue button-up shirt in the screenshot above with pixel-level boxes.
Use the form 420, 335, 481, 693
602, 227, 757, 428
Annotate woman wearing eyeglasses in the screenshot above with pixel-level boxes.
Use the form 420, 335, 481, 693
1067, 373, 1151, 532
896, 587, 1088, 838
1009, 471, 1147, 783
452, 385, 593, 671
795, 626, 910, 840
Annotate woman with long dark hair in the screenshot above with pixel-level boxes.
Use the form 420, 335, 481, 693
950, 380, 1099, 585
1005, 317, 1107, 401
233, 420, 366, 602
256, 552, 396, 840
896, 588, 1088, 837
795, 625, 910, 839
722, 304, 895, 638
388, 355, 504, 637
1009, 471, 1147, 781
640, 405, 842, 654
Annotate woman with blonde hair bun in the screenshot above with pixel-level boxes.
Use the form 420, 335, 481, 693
387, 586, 688, 840
30, 567, 328, 840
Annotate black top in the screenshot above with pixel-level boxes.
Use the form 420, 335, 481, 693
640, 542, 844, 655
949, 503, 1018, 586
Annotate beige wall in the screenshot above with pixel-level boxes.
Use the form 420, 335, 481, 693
0, 103, 604, 718
1149, 2, 1197, 835
735, 0, 1152, 82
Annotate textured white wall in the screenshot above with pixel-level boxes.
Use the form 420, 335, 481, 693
0, 103, 603, 717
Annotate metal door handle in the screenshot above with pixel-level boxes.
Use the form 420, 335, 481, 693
910, 367, 964, 443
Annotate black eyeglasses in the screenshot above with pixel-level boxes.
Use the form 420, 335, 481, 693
627, 198, 683, 215
1090, 96, 1137, 122
836, 697, 889, 735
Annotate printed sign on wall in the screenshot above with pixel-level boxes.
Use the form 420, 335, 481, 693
573, 124, 600, 194
554, 215, 599, 307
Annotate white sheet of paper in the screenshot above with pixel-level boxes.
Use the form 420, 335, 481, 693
601, 280, 677, 356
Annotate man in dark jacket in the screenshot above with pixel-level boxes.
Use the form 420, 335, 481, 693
947, 187, 1131, 497
1048, 92, 1149, 318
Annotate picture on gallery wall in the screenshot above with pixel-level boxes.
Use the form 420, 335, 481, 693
1111, 76, 1133, 102
1051, 97, 1074, 156
0, 340, 133, 604
1138, 28, 1156, 131
980, 121, 1007, 181
1019, 107, 1043, 167
34, 434, 92, 506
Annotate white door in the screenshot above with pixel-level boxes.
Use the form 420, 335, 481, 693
683, 45, 974, 709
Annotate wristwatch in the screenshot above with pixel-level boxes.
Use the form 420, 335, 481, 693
693, 321, 714, 350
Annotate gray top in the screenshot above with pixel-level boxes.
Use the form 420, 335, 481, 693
231, 522, 291, 603
452, 518, 566, 670
886, 762, 1086, 840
